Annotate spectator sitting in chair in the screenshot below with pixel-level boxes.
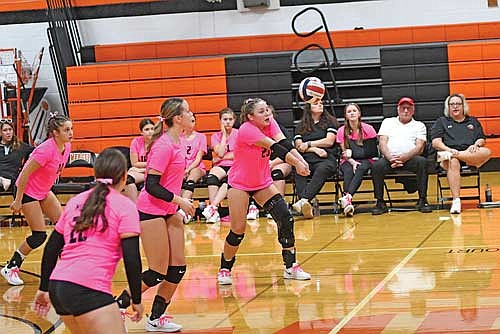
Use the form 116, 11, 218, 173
371, 97, 432, 215
431, 93, 491, 214
123, 118, 154, 202
0, 119, 34, 192
292, 99, 339, 219
336, 103, 378, 216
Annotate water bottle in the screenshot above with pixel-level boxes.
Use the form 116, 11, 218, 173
485, 184, 493, 202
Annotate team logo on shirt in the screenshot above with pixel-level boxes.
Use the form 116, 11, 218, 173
467, 124, 474, 130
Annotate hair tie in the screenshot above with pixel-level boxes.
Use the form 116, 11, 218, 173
49, 111, 58, 118
158, 116, 165, 122
96, 178, 113, 185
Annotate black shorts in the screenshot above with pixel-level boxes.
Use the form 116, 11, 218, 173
227, 184, 263, 198
22, 194, 39, 204
220, 165, 231, 174
139, 211, 173, 222
48, 280, 115, 316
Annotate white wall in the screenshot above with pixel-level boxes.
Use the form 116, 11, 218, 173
3, 0, 499, 111
79, 0, 500, 45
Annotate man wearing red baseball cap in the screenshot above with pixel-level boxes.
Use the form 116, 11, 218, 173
371, 96, 432, 214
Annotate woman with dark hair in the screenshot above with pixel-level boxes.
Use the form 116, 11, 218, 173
432, 93, 491, 214
115, 97, 195, 332
217, 97, 311, 286
2, 114, 72, 286
0, 119, 33, 191
336, 103, 378, 216
292, 100, 339, 218
33, 148, 143, 334
123, 118, 155, 201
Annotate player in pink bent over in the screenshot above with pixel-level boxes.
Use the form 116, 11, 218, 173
1, 114, 72, 286
217, 98, 312, 286
115, 97, 195, 332
202, 108, 238, 223
123, 118, 155, 201
33, 148, 143, 334
179, 114, 207, 223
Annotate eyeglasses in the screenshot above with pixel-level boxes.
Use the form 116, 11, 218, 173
449, 102, 463, 107
0, 119, 12, 124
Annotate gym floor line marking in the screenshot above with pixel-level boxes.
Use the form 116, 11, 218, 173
328, 218, 447, 333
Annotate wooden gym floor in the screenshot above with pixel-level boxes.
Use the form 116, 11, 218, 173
2, 172, 500, 333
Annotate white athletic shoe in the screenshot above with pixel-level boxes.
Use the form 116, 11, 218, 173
437, 151, 453, 163
177, 209, 191, 224
119, 308, 128, 332
145, 314, 182, 332
450, 198, 461, 214
202, 205, 220, 223
284, 263, 311, 280
292, 198, 305, 213
301, 200, 313, 219
338, 194, 354, 216
246, 204, 259, 220
217, 268, 232, 285
1, 266, 23, 286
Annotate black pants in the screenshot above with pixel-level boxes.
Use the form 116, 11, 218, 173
340, 160, 372, 196
371, 156, 428, 201
295, 159, 337, 200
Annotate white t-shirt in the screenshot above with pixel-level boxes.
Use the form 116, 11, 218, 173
378, 117, 427, 156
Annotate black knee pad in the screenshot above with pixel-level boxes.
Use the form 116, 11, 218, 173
271, 169, 285, 181
26, 231, 47, 249
142, 269, 165, 287
182, 180, 195, 192
206, 174, 220, 187
164, 265, 186, 284
263, 194, 295, 248
126, 175, 136, 185
225, 230, 244, 247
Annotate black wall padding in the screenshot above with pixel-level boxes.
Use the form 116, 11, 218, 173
293, 63, 381, 82
225, 53, 292, 75
227, 73, 292, 93
383, 101, 443, 121
380, 44, 448, 66
228, 91, 292, 111
381, 43, 450, 115
382, 82, 448, 104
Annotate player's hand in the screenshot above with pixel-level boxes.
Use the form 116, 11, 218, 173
129, 303, 144, 322
33, 290, 51, 317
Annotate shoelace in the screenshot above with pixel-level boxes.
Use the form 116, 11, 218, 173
9, 267, 20, 279
157, 314, 174, 326
219, 269, 230, 277
292, 265, 304, 273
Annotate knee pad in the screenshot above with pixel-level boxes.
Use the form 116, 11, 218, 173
164, 265, 186, 284
182, 180, 195, 192
263, 194, 295, 248
126, 174, 136, 185
271, 169, 285, 181
225, 230, 244, 247
26, 231, 47, 249
142, 269, 165, 287
206, 174, 220, 187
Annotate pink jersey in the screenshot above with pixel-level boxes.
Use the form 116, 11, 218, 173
336, 122, 378, 163
17, 137, 70, 200
130, 136, 148, 163
136, 133, 186, 215
50, 188, 140, 295
181, 131, 207, 171
210, 129, 238, 167
228, 118, 281, 191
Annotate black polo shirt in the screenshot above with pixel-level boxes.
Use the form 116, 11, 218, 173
0, 142, 33, 180
431, 116, 486, 151
294, 120, 338, 164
